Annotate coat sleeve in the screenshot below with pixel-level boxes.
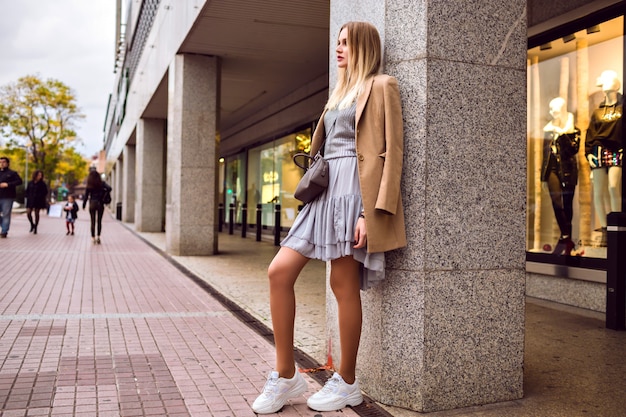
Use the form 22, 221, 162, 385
25, 181, 34, 199
8, 171, 23, 188
83, 189, 90, 209
40, 182, 49, 198
585, 114, 598, 156
374, 76, 404, 215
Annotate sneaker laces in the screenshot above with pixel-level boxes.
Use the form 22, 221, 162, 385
260, 371, 280, 397
320, 373, 343, 394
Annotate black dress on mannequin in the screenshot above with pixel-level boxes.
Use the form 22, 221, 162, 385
541, 127, 580, 255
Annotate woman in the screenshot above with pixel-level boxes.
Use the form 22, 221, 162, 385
252, 22, 406, 414
83, 170, 112, 244
25, 170, 49, 234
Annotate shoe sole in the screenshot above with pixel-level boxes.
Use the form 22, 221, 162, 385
252, 373, 308, 414
307, 390, 363, 412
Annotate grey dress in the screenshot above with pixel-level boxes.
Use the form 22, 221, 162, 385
282, 103, 385, 289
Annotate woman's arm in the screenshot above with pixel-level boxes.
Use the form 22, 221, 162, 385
40, 182, 49, 197
7, 171, 23, 188
374, 76, 404, 215
83, 189, 90, 209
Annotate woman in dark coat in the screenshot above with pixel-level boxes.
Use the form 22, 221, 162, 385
83, 170, 112, 244
25, 170, 49, 234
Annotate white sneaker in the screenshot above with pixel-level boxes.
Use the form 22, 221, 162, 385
307, 372, 363, 412
252, 370, 308, 414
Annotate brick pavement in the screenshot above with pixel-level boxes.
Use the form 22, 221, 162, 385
0, 208, 362, 417
5, 207, 626, 417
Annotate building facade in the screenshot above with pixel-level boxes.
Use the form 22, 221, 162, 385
102, 0, 624, 412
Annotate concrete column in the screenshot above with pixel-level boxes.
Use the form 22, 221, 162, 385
136, 118, 166, 232
122, 145, 136, 222
114, 159, 123, 208
328, 1, 527, 412
107, 168, 116, 205
166, 54, 220, 255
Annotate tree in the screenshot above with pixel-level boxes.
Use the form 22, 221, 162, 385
56, 147, 89, 191
0, 74, 85, 192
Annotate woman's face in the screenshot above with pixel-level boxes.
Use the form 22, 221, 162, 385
336, 27, 350, 69
35, 172, 43, 181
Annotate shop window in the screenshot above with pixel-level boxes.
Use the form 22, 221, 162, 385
527, 16, 624, 259
246, 128, 311, 229
225, 152, 246, 225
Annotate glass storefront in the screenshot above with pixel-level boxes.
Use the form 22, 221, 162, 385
224, 152, 246, 225
223, 127, 311, 230
527, 15, 624, 260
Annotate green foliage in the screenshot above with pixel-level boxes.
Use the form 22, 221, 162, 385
56, 147, 90, 189
0, 74, 87, 191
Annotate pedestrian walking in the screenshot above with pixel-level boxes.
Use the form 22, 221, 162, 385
63, 195, 79, 235
25, 170, 49, 234
0, 156, 24, 238
252, 21, 406, 414
83, 170, 112, 244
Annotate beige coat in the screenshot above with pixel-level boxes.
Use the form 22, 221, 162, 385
310, 74, 407, 253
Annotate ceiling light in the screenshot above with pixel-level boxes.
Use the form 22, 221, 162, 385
563, 34, 576, 43
587, 25, 601, 34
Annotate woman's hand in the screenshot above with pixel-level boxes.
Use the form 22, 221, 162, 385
353, 216, 367, 249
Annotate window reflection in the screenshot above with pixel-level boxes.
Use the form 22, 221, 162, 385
527, 16, 624, 258
244, 128, 311, 229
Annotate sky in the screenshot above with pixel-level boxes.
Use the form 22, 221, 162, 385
0, 0, 117, 158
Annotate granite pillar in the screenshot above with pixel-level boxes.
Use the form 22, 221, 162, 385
136, 118, 166, 232
107, 168, 116, 206
114, 159, 123, 208
166, 54, 220, 255
122, 144, 136, 222
328, 0, 527, 412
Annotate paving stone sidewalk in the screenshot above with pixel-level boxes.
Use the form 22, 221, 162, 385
3, 207, 626, 417
0, 209, 359, 417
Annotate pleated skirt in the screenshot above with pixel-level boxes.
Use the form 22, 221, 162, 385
282, 154, 385, 290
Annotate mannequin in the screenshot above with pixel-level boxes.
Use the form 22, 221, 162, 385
541, 97, 579, 255
585, 70, 623, 244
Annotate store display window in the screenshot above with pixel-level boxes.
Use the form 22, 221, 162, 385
224, 152, 246, 225
527, 15, 624, 260
245, 128, 311, 229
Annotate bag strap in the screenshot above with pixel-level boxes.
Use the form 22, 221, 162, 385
293, 152, 316, 170
293, 112, 339, 169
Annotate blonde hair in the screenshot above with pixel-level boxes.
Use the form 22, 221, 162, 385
325, 21, 382, 110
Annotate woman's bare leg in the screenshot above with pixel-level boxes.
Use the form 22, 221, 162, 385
268, 246, 309, 378
329, 256, 362, 384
